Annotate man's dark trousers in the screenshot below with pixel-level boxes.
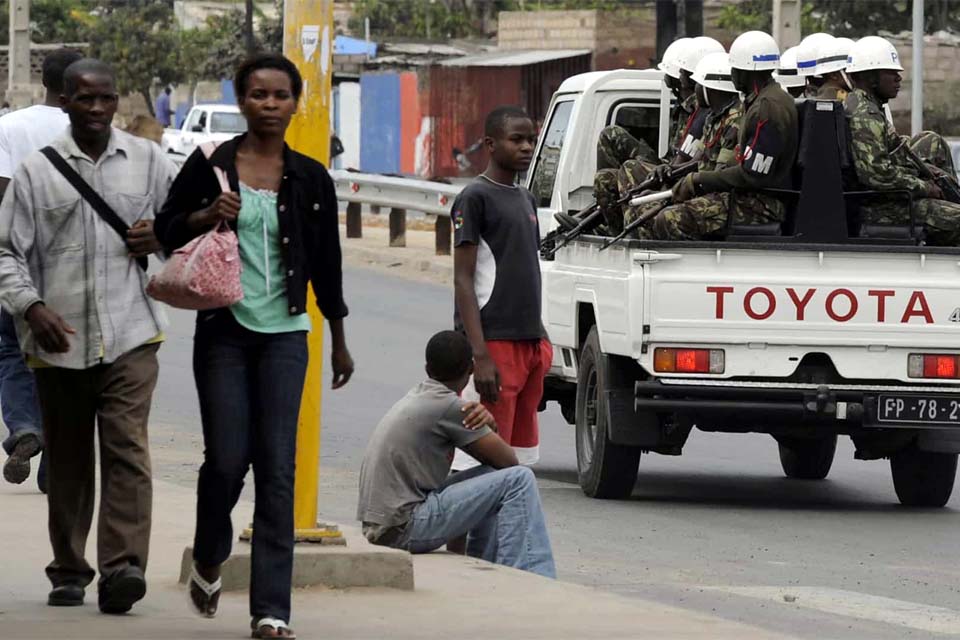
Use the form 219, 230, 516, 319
34, 343, 159, 588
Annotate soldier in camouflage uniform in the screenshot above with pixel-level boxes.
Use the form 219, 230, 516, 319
632, 53, 742, 239
593, 38, 712, 236
653, 33, 797, 241
844, 36, 960, 246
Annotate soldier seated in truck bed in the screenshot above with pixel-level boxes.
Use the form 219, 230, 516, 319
651, 31, 798, 241
843, 36, 960, 246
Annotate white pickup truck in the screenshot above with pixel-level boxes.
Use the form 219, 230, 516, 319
530, 69, 960, 507
161, 104, 246, 160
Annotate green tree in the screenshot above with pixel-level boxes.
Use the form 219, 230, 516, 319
717, 0, 960, 38
87, 2, 181, 116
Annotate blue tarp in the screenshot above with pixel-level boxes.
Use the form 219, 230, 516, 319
336, 35, 377, 57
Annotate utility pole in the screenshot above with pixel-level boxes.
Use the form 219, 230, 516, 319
244, 0, 256, 53
656, 1, 702, 64
6, 0, 34, 108
911, 0, 923, 136
773, 0, 802, 49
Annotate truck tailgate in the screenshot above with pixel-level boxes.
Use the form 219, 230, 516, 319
645, 247, 960, 351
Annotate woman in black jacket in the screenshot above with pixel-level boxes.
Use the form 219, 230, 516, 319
154, 53, 353, 640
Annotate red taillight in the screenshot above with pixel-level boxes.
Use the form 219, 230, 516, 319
909, 354, 960, 379
654, 348, 724, 374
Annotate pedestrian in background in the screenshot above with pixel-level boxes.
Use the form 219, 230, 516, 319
0, 58, 173, 614
0, 47, 83, 493
452, 105, 551, 465
155, 86, 174, 127
155, 53, 353, 640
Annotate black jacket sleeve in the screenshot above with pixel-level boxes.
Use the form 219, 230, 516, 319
308, 167, 348, 320
154, 149, 220, 253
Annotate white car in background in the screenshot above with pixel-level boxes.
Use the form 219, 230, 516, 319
162, 104, 246, 163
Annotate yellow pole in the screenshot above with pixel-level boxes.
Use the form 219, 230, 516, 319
283, 0, 342, 542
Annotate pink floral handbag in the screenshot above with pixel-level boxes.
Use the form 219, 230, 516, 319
146, 143, 243, 310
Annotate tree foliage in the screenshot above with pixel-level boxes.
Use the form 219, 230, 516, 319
718, 0, 960, 38
87, 2, 182, 115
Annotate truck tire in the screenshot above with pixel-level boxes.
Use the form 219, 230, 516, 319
777, 435, 837, 480
890, 447, 958, 507
575, 327, 641, 499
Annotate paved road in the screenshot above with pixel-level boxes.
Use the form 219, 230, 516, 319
151, 266, 960, 639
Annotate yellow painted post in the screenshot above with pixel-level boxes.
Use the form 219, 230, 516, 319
284, 0, 343, 544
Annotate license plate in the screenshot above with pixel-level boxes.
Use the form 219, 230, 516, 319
877, 395, 960, 425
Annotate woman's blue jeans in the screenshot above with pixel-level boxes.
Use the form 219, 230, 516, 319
191, 310, 308, 622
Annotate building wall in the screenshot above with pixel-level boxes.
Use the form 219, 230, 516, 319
497, 10, 596, 51
398, 72, 421, 174
889, 35, 960, 133
359, 73, 401, 173
333, 81, 361, 170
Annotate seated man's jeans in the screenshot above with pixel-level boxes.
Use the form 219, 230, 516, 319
0, 309, 43, 452
400, 465, 556, 578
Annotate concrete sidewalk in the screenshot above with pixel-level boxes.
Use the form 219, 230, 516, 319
0, 470, 795, 640
339, 217, 453, 286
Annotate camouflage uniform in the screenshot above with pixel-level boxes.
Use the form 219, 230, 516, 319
669, 93, 700, 153
593, 126, 659, 234
845, 88, 960, 246
635, 94, 742, 239
651, 81, 798, 240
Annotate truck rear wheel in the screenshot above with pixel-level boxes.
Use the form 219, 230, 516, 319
890, 447, 958, 507
777, 435, 837, 480
575, 327, 641, 499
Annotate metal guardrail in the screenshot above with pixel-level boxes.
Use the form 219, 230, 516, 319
330, 170, 464, 254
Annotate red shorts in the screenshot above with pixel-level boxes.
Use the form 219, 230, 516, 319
483, 338, 552, 464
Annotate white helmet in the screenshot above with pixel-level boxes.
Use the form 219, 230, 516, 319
728, 30, 780, 71
816, 36, 854, 75
692, 52, 736, 93
846, 35, 904, 73
658, 37, 692, 80
774, 46, 806, 89
676, 36, 725, 75
796, 32, 834, 76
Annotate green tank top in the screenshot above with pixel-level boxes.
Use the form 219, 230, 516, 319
229, 183, 311, 334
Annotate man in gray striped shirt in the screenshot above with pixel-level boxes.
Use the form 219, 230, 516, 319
0, 59, 175, 614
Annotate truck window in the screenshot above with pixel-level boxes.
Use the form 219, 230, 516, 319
530, 100, 574, 208
609, 102, 660, 158
186, 109, 203, 132
211, 112, 248, 134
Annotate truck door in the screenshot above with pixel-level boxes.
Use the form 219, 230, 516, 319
529, 99, 574, 239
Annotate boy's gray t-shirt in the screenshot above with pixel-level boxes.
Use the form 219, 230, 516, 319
357, 379, 491, 528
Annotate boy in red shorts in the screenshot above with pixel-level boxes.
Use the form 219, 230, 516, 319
453, 105, 551, 465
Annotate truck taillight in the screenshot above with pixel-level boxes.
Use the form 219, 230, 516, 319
654, 348, 724, 374
908, 354, 960, 379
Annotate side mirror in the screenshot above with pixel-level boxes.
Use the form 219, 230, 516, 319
191, 124, 204, 132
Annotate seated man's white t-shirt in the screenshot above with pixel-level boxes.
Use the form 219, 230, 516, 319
0, 105, 71, 178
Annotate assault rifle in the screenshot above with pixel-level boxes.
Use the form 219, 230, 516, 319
896, 141, 960, 205
540, 160, 697, 258
599, 190, 674, 250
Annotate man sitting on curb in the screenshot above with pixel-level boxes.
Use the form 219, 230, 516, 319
357, 330, 556, 578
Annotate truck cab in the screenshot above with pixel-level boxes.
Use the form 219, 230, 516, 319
529, 70, 960, 507
162, 104, 247, 160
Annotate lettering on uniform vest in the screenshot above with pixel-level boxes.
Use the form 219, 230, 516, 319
705, 286, 935, 324
681, 134, 705, 160
749, 151, 774, 175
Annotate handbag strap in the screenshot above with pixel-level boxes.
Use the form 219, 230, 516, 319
39, 146, 148, 272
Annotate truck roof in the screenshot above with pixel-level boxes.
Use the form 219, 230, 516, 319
556, 69, 665, 95
193, 104, 241, 113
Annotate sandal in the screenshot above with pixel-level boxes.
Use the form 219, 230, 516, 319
251, 617, 297, 639
187, 564, 221, 618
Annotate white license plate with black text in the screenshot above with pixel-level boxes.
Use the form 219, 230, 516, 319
877, 394, 960, 425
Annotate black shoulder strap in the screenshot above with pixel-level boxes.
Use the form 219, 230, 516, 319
39, 146, 147, 271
